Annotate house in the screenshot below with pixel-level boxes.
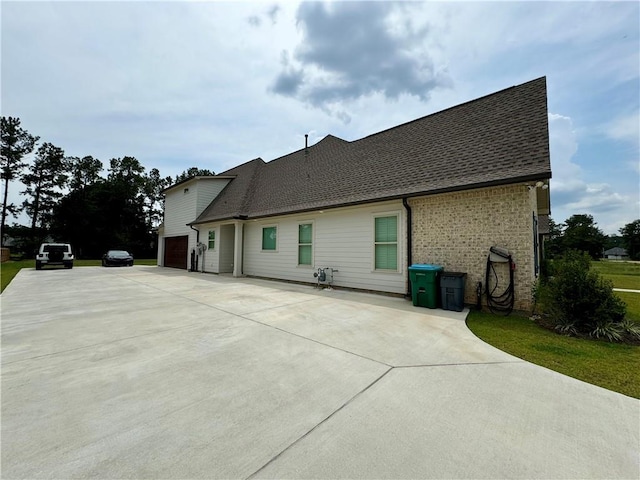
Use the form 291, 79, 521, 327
158, 77, 552, 311
604, 247, 629, 260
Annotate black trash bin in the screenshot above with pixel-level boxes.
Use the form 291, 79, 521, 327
440, 272, 467, 312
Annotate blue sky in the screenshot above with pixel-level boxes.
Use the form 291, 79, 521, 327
2, 1, 638, 234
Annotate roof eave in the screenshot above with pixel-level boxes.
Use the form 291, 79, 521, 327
191, 173, 552, 223
161, 175, 237, 195
188, 214, 244, 226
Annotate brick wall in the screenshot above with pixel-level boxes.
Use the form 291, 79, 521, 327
409, 184, 537, 311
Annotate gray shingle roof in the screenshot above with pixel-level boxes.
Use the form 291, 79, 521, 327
604, 247, 628, 256
193, 77, 551, 224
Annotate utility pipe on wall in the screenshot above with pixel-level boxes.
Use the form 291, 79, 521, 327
189, 224, 200, 272
402, 197, 413, 297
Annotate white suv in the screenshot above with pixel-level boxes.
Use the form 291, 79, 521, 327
36, 243, 74, 270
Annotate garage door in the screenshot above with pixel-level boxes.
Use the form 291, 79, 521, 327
164, 236, 188, 269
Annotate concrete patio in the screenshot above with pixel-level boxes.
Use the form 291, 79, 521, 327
1, 266, 638, 479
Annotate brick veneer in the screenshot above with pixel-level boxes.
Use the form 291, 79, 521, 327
409, 184, 537, 311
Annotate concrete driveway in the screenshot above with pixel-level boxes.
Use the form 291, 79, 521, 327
1, 266, 638, 479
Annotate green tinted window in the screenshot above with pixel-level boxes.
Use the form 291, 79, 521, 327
299, 224, 312, 244
298, 245, 312, 265
262, 226, 277, 250
374, 216, 398, 270
208, 230, 215, 249
375, 216, 397, 243
298, 224, 312, 265
375, 244, 398, 270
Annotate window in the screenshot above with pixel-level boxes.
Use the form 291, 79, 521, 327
262, 226, 277, 251
298, 223, 313, 265
208, 230, 216, 250
374, 215, 398, 270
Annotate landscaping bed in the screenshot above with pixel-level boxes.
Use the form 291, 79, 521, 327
467, 259, 640, 399
467, 310, 640, 399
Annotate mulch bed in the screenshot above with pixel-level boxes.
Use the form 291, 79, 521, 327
531, 314, 640, 346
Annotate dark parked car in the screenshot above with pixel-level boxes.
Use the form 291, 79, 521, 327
102, 250, 134, 267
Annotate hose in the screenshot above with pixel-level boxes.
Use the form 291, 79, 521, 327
485, 252, 515, 316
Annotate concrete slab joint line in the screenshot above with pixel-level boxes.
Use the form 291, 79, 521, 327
245, 360, 527, 480
245, 366, 394, 480
1, 322, 202, 366
2, 267, 639, 479
395, 360, 524, 369
124, 274, 397, 367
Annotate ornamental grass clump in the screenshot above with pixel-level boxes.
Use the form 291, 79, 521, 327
537, 251, 637, 342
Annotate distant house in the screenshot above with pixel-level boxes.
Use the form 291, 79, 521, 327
604, 247, 629, 260
158, 77, 552, 311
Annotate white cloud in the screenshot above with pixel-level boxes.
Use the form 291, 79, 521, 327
548, 113, 636, 233
2, 1, 638, 235
548, 113, 580, 183
605, 112, 640, 145
270, 2, 451, 117
563, 186, 630, 212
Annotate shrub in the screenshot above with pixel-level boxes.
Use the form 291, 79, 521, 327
537, 250, 629, 340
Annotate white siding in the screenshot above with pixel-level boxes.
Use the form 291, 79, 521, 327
163, 178, 231, 234
163, 186, 197, 237
243, 200, 407, 294
198, 224, 219, 273
162, 186, 197, 266
219, 224, 235, 273
189, 222, 236, 274
160, 178, 230, 269
195, 179, 231, 217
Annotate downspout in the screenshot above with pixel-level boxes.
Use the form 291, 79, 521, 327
402, 197, 412, 297
189, 224, 199, 272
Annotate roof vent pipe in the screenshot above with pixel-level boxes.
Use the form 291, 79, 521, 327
304, 134, 309, 155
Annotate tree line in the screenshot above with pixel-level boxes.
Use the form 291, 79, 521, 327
3, 116, 638, 262
546, 214, 640, 261
1, 116, 213, 259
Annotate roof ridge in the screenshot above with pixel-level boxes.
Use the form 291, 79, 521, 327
357, 77, 547, 143
161, 174, 230, 194
264, 134, 349, 165
239, 161, 265, 215
219, 157, 265, 176
191, 76, 551, 224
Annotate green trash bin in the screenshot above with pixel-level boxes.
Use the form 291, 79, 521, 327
409, 264, 443, 308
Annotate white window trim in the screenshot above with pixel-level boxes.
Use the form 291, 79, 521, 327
372, 211, 401, 273
261, 224, 279, 252
297, 221, 314, 267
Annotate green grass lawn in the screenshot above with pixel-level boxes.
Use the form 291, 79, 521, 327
467, 310, 640, 399
467, 260, 640, 399
617, 292, 640, 322
1, 259, 157, 293
600, 274, 640, 290
592, 261, 640, 322
591, 260, 640, 276
592, 260, 640, 290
